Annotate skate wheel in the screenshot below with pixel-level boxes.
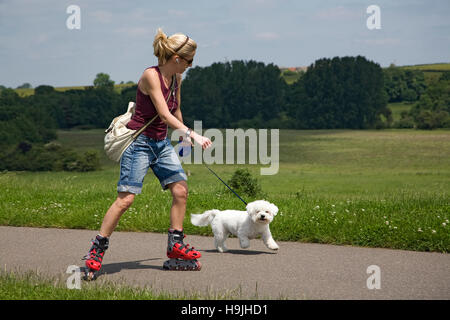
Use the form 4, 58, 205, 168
87, 271, 97, 281
163, 259, 202, 271
82, 267, 98, 281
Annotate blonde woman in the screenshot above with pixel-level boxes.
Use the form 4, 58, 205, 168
83, 29, 211, 278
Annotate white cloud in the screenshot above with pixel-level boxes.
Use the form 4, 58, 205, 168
355, 38, 401, 46
315, 6, 360, 20
114, 26, 152, 38
255, 32, 279, 40
89, 10, 113, 24
33, 33, 49, 45
168, 9, 188, 17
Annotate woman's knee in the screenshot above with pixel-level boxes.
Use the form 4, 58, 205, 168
170, 182, 188, 202
116, 192, 135, 210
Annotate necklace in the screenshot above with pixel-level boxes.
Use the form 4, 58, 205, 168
162, 75, 171, 88
159, 66, 173, 89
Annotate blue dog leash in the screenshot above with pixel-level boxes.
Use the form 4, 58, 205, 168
177, 137, 248, 206
203, 163, 248, 206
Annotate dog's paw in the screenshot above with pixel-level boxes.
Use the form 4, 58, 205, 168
239, 238, 250, 249
217, 246, 228, 253
267, 240, 279, 251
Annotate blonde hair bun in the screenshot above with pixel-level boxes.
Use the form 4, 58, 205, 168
153, 28, 197, 65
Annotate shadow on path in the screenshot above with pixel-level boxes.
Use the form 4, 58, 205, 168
102, 258, 163, 275
203, 249, 277, 255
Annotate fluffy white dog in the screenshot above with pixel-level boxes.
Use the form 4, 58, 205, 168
190, 200, 279, 253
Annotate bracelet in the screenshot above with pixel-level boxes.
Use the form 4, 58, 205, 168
185, 128, 192, 138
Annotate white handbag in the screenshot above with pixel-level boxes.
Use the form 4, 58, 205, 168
104, 76, 176, 162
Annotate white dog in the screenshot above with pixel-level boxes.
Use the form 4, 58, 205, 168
190, 200, 279, 253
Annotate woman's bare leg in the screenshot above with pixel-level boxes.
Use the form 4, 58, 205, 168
167, 181, 188, 231
99, 192, 135, 237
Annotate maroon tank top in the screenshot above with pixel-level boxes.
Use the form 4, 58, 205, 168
127, 66, 179, 140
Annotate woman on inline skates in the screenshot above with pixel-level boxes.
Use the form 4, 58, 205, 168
83, 28, 212, 279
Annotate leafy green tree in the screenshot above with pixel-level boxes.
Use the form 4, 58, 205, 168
289, 56, 388, 129
17, 83, 32, 89
407, 72, 450, 129
383, 66, 426, 102
93, 73, 115, 90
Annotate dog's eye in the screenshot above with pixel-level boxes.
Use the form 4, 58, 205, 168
265, 211, 269, 213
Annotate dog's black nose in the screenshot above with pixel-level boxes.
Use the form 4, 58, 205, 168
261, 214, 265, 219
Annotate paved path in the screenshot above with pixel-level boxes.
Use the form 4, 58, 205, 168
0, 226, 449, 299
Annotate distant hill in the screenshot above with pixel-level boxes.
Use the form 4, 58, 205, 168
13, 83, 136, 97
398, 63, 450, 72
8, 62, 450, 96
279, 62, 450, 84
397, 63, 450, 84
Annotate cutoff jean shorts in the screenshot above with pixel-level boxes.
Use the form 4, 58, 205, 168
117, 134, 187, 194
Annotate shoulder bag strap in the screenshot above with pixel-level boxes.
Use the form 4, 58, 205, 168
132, 75, 177, 139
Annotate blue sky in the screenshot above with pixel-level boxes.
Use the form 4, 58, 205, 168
0, 0, 449, 88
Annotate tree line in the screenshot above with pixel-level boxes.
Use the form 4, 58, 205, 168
0, 56, 448, 171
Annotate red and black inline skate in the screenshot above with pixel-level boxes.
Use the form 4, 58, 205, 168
82, 235, 109, 280
163, 229, 202, 271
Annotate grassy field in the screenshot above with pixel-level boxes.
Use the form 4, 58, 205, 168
14, 83, 136, 97
400, 63, 450, 72
0, 129, 449, 253
387, 102, 414, 122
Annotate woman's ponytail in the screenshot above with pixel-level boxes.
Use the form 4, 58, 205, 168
153, 28, 197, 66
153, 28, 171, 65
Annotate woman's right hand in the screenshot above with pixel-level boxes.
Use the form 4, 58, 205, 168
191, 131, 212, 150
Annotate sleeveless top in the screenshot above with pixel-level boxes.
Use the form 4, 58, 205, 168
127, 66, 179, 140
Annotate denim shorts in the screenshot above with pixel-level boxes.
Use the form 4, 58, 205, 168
117, 135, 187, 194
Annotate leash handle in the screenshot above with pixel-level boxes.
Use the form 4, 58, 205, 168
203, 163, 248, 206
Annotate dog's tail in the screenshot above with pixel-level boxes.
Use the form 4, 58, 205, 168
190, 210, 220, 227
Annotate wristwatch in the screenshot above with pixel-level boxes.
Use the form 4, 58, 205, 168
185, 128, 192, 139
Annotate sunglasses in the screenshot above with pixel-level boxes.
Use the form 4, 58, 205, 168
180, 56, 194, 65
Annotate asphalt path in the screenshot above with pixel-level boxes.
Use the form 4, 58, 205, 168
0, 226, 449, 299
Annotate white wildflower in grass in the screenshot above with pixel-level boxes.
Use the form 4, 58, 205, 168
418, 228, 423, 232
345, 209, 349, 213
331, 204, 335, 208
443, 223, 447, 227
361, 208, 365, 212
432, 230, 436, 234
385, 221, 389, 225
313, 206, 320, 210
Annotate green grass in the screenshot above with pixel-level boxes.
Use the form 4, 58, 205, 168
0, 129, 449, 252
388, 102, 414, 122
0, 270, 246, 300
399, 63, 450, 72
280, 70, 302, 84
398, 63, 449, 85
